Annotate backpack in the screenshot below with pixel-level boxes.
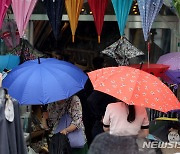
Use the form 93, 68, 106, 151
49, 133, 72, 154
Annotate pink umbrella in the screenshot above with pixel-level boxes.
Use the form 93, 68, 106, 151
0, 0, 11, 29
11, 0, 38, 38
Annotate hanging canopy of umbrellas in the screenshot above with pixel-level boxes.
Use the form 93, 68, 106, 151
11, 0, 38, 38
101, 37, 145, 66
88, 0, 108, 43
43, 0, 65, 40
137, 0, 163, 41
65, 0, 83, 42
111, 0, 133, 36
0, 0, 11, 29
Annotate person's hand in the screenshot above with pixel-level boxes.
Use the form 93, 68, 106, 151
60, 129, 69, 135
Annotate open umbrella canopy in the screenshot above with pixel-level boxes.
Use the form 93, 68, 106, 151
101, 37, 144, 66
137, 0, 163, 41
0, 54, 20, 72
157, 52, 180, 70
88, 0, 108, 43
11, 0, 38, 38
0, 0, 11, 29
2, 58, 88, 105
111, 0, 133, 36
88, 66, 180, 112
43, 0, 64, 40
130, 63, 170, 77
65, 0, 83, 42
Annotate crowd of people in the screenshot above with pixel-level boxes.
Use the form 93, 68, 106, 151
29, 56, 156, 154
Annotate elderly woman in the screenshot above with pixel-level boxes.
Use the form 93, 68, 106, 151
43, 95, 88, 154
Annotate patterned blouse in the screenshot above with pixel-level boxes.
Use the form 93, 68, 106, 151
47, 95, 85, 136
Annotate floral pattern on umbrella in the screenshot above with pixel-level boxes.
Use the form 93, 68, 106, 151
88, 66, 180, 112
101, 37, 144, 66
137, 0, 163, 41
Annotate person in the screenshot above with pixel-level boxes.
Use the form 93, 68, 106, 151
88, 102, 150, 154
103, 102, 149, 137
30, 105, 49, 153
43, 95, 88, 154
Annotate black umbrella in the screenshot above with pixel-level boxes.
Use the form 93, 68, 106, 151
43, 0, 65, 40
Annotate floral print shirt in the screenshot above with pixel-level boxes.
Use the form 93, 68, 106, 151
47, 95, 85, 134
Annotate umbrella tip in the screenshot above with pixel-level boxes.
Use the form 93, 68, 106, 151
38, 57, 41, 64
98, 36, 100, 44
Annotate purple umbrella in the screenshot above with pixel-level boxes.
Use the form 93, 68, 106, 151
137, 0, 163, 41
157, 52, 180, 70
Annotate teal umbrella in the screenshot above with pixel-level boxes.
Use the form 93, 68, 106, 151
111, 0, 133, 36
0, 54, 20, 72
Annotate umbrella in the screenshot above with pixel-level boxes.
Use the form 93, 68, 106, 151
137, 0, 163, 41
130, 63, 170, 77
101, 37, 145, 66
162, 70, 180, 84
88, 0, 108, 43
157, 52, 180, 70
65, 0, 83, 42
88, 66, 180, 112
0, 54, 20, 72
1, 20, 20, 49
2, 58, 88, 105
0, 0, 11, 29
43, 0, 65, 40
11, 0, 38, 38
111, 0, 133, 36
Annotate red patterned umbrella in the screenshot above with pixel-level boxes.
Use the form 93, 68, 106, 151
88, 0, 108, 43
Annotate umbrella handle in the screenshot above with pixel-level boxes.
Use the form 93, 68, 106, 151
98, 36, 100, 44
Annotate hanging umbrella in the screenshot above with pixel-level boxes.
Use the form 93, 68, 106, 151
0, 54, 20, 72
111, 0, 133, 36
11, 0, 38, 38
88, 66, 180, 112
130, 63, 170, 77
101, 37, 145, 66
43, 0, 65, 40
137, 0, 163, 41
65, 0, 84, 42
137, 0, 163, 66
0, 0, 11, 29
88, 0, 108, 43
157, 52, 180, 70
1, 20, 20, 49
2, 58, 88, 105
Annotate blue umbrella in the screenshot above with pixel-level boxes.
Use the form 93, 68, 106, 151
137, 0, 163, 41
42, 0, 65, 40
2, 58, 88, 105
0, 54, 20, 72
111, 0, 133, 36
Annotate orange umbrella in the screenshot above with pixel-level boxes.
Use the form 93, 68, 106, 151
65, 0, 83, 42
88, 66, 180, 112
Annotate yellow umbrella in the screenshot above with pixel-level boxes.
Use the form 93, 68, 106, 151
65, 0, 83, 42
